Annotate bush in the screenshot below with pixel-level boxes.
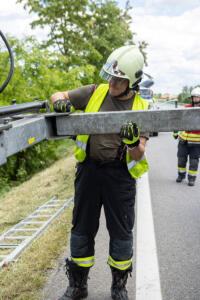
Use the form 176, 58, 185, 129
0, 139, 74, 195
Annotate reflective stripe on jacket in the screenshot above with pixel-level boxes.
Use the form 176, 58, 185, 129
74, 84, 149, 179
179, 104, 200, 144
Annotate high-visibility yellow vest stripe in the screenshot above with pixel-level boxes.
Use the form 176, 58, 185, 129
75, 139, 87, 151
127, 154, 146, 170
179, 131, 200, 143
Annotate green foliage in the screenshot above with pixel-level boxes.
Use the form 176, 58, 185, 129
17, 0, 148, 72
0, 36, 96, 104
177, 85, 199, 103
0, 37, 80, 194
0, 139, 74, 195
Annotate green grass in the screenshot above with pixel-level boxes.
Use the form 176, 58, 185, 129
0, 152, 76, 300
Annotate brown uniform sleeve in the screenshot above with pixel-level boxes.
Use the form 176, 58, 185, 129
68, 84, 96, 110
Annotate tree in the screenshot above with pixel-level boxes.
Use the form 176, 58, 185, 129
17, 0, 147, 73
178, 85, 194, 103
138, 41, 148, 66
0, 36, 95, 105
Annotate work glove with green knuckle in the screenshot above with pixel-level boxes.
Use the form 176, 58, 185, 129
53, 99, 72, 113
173, 131, 178, 139
120, 121, 140, 148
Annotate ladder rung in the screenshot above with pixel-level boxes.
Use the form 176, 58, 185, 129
42, 204, 61, 207
26, 215, 51, 219
13, 228, 38, 232
2, 236, 29, 240
21, 221, 45, 225
49, 200, 66, 202
35, 209, 52, 213
0, 245, 18, 249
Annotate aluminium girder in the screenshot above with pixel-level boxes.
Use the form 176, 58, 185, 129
53, 107, 200, 135
0, 107, 199, 166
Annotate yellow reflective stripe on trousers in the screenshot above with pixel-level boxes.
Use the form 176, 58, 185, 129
188, 170, 197, 176
71, 256, 95, 267
75, 139, 87, 151
188, 141, 200, 144
108, 255, 132, 271
178, 167, 186, 173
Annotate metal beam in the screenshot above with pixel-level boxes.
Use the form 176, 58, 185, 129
54, 108, 200, 135
0, 116, 47, 165
0, 100, 50, 121
0, 108, 199, 166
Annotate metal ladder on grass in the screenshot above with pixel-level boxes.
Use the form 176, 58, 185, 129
0, 196, 73, 270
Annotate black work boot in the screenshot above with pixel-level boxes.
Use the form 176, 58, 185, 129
59, 258, 90, 300
110, 265, 132, 300
188, 175, 196, 186
176, 174, 185, 183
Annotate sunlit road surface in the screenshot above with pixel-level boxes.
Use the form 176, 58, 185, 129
147, 132, 200, 300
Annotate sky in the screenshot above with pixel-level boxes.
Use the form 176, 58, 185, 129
0, 0, 200, 95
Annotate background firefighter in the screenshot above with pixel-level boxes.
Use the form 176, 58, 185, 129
173, 87, 200, 186
51, 45, 149, 300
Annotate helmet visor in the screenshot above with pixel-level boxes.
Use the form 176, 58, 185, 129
100, 60, 129, 81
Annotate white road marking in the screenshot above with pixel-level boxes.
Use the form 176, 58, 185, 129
136, 172, 162, 300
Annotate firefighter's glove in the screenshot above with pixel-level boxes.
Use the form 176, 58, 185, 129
120, 122, 140, 148
53, 99, 72, 113
173, 131, 178, 139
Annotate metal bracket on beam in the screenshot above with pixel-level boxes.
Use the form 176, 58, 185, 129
0, 116, 48, 166
0, 123, 12, 133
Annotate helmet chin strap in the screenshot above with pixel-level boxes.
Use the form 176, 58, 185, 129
192, 101, 200, 106
113, 78, 142, 99
113, 85, 131, 98
192, 97, 200, 106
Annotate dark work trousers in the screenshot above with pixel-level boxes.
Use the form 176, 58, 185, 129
177, 140, 200, 176
70, 159, 136, 262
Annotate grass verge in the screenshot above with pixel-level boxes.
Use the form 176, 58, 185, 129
0, 149, 76, 300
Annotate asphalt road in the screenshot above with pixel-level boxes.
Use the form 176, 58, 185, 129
42, 132, 200, 300
147, 132, 200, 300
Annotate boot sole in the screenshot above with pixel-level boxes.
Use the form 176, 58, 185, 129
61, 290, 88, 300
73, 290, 88, 300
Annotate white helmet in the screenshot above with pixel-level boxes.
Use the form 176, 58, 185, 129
191, 87, 200, 98
100, 45, 144, 88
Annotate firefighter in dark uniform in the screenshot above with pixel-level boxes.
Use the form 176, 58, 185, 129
51, 45, 149, 300
173, 87, 200, 186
